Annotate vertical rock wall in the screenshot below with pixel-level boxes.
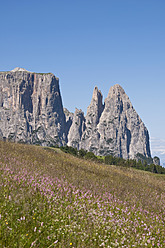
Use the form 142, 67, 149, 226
0, 69, 66, 146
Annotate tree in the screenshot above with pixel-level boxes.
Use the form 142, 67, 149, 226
104, 155, 116, 165
85, 152, 97, 160
78, 149, 87, 157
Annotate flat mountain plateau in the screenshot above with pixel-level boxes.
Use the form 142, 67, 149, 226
0, 141, 165, 247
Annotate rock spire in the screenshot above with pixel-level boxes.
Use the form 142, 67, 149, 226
67, 84, 151, 159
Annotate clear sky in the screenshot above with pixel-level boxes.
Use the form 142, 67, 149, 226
1, 0, 165, 163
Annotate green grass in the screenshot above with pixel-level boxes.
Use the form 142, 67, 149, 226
0, 141, 165, 247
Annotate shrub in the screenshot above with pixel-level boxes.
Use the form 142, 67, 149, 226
78, 149, 87, 157
84, 152, 97, 160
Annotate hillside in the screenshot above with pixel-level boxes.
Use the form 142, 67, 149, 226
0, 141, 165, 247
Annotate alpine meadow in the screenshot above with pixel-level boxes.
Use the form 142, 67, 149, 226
0, 141, 165, 247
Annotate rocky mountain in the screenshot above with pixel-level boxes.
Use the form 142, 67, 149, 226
0, 68, 67, 146
68, 85, 151, 160
67, 108, 85, 149
79, 87, 104, 153
63, 107, 74, 138
0, 68, 151, 160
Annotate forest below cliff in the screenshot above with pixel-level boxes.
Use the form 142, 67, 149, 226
59, 145, 165, 174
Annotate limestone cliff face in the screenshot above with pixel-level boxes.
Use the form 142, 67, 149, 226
63, 108, 74, 139
67, 84, 151, 159
0, 68, 151, 160
0, 68, 66, 146
67, 108, 85, 149
80, 87, 104, 153
97, 84, 151, 159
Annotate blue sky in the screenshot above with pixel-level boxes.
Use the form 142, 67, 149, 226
1, 0, 165, 163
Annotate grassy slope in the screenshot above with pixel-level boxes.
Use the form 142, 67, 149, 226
0, 141, 165, 247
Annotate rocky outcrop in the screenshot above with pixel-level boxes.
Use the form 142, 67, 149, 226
80, 87, 104, 153
96, 84, 151, 159
153, 156, 160, 166
0, 68, 151, 160
63, 108, 74, 139
67, 84, 151, 159
0, 68, 66, 146
67, 108, 85, 149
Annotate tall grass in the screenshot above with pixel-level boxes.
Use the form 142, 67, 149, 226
0, 141, 165, 247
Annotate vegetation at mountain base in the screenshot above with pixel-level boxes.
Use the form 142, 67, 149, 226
59, 146, 165, 174
0, 141, 165, 247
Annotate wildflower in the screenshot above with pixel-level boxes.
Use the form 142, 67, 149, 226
26, 234, 28, 236
31, 241, 35, 247
70, 243, 72, 246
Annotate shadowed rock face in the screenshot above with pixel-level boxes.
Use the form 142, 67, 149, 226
67, 84, 151, 159
0, 68, 151, 159
80, 87, 104, 153
0, 69, 66, 146
97, 84, 151, 159
67, 108, 85, 149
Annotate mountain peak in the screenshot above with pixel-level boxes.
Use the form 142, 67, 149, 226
11, 67, 28, 72
108, 84, 125, 98
91, 86, 103, 102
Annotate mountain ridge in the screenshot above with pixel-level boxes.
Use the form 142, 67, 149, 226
68, 84, 151, 159
0, 68, 151, 160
